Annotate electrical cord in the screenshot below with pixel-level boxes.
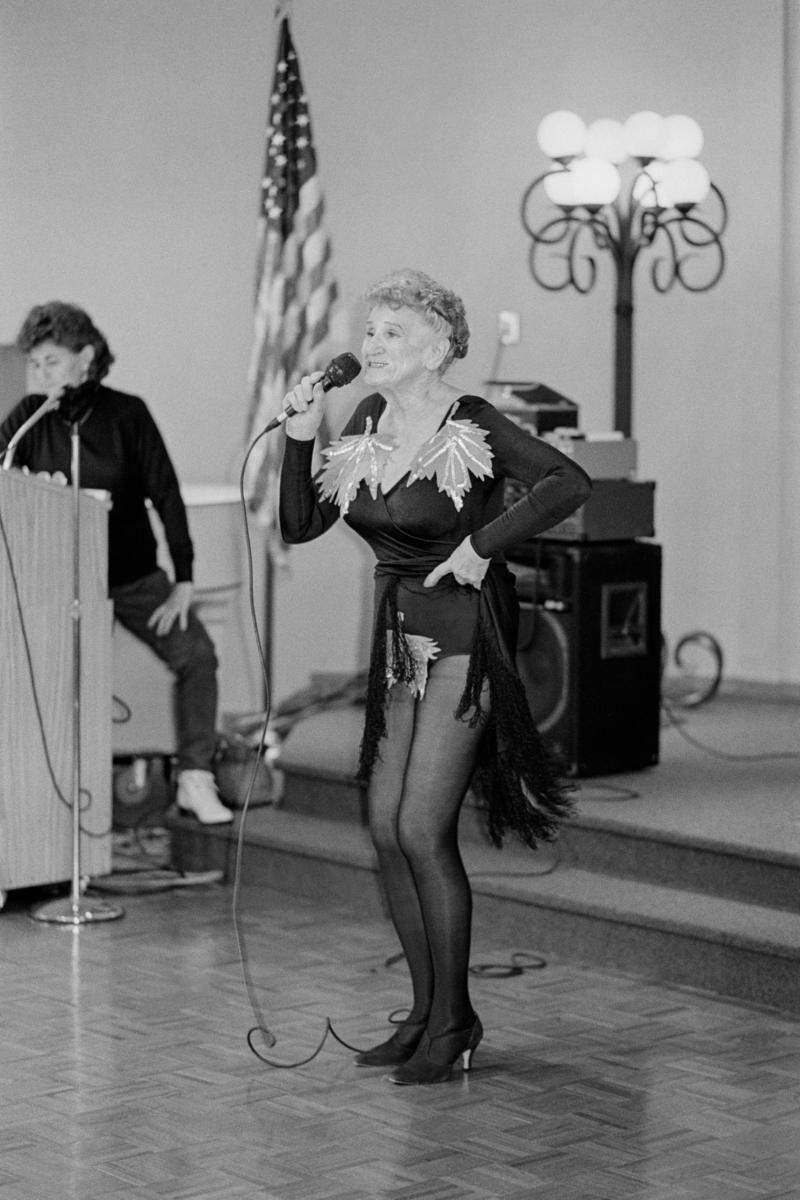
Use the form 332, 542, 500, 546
231, 429, 365, 1065
470, 952, 547, 978
470, 843, 564, 878
229, 434, 554, 1063
97, 824, 224, 894
661, 698, 800, 762
662, 630, 724, 708
374, 949, 549, 984
485, 335, 506, 391
576, 781, 641, 801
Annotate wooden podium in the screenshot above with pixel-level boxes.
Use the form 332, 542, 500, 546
0, 469, 112, 902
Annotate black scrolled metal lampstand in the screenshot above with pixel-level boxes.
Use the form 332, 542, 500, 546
520, 160, 728, 436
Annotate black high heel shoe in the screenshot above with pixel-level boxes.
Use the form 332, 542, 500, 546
354, 1020, 427, 1068
387, 1016, 483, 1085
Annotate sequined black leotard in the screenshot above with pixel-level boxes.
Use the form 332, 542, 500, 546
280, 392, 592, 847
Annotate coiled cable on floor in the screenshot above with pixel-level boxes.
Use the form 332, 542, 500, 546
470, 951, 547, 978
232, 432, 364, 1067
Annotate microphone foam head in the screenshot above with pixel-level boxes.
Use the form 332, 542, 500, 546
327, 352, 361, 388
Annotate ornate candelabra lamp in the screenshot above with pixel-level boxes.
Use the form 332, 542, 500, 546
520, 110, 727, 436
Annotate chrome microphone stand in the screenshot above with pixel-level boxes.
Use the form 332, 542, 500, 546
31, 417, 123, 925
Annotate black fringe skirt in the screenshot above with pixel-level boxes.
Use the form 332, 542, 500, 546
357, 557, 574, 849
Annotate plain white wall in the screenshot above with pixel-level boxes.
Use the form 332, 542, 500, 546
1, 0, 794, 701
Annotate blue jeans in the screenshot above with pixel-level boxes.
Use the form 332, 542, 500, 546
110, 568, 218, 772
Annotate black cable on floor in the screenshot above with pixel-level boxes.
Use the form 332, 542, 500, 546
576, 781, 641, 801
374, 947, 549, 982
231, 434, 365, 1067
470, 951, 547, 978
662, 699, 800, 762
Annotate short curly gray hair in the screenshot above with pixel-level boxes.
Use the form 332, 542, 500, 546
364, 268, 469, 372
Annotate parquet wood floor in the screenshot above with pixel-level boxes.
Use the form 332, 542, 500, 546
2, 869, 799, 1200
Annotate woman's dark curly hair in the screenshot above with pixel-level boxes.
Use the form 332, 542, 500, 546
17, 302, 115, 382
364, 268, 470, 373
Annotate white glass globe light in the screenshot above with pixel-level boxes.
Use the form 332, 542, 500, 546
662, 158, 711, 206
537, 110, 586, 160
623, 111, 666, 160
662, 114, 704, 160
570, 157, 621, 207
544, 167, 579, 208
585, 118, 628, 164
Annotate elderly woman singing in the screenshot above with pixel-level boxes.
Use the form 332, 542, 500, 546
279, 269, 591, 1085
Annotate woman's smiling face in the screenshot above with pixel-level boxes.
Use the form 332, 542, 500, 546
361, 304, 446, 391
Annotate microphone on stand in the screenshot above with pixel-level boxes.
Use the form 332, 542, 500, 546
58, 379, 98, 423
263, 352, 361, 433
2, 393, 62, 471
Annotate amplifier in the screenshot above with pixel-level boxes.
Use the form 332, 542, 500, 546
506, 478, 656, 543
510, 541, 662, 776
541, 432, 638, 479
489, 380, 580, 435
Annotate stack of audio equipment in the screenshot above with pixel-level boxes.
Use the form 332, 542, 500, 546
493, 383, 662, 778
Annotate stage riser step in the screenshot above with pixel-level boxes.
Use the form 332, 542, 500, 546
280, 767, 799, 914
472, 895, 800, 1016
280, 771, 366, 824
168, 815, 800, 1017
559, 825, 800, 913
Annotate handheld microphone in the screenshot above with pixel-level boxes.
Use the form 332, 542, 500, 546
263, 352, 361, 433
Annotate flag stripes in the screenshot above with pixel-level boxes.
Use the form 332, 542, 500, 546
244, 16, 337, 528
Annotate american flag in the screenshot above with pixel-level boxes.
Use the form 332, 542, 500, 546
244, 14, 337, 532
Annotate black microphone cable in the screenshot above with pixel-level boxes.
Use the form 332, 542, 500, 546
232, 406, 366, 1067
233, 429, 556, 1062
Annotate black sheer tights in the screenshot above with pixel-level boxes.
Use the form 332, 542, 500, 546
367, 655, 487, 1037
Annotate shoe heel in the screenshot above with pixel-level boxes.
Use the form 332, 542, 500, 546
387, 1016, 482, 1086
461, 1017, 483, 1072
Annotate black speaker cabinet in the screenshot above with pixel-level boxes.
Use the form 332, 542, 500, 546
511, 540, 662, 777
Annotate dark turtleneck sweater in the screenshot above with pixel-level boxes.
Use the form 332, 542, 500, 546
0, 384, 193, 588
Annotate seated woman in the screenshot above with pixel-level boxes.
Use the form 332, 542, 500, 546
1, 301, 232, 824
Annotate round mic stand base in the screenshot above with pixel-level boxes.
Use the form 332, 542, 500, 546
30, 893, 124, 925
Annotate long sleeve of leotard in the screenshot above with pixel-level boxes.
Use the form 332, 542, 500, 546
466, 401, 592, 558
279, 435, 341, 543
279, 395, 592, 552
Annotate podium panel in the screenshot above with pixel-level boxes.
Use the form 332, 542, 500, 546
0, 471, 112, 895
511, 541, 662, 777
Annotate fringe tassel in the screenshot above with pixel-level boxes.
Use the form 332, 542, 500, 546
359, 575, 574, 850
357, 576, 417, 784
470, 622, 574, 849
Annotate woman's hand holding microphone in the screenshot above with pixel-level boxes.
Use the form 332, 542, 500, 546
283, 373, 327, 441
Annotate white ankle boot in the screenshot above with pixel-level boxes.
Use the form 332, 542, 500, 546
176, 769, 233, 824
